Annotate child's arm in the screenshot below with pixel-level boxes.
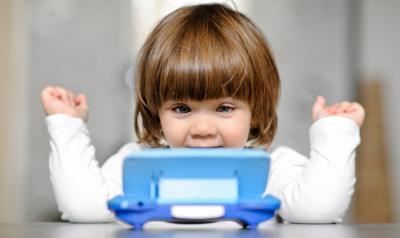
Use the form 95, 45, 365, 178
41, 86, 121, 222
265, 96, 365, 223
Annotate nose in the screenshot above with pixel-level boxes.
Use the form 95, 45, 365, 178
189, 119, 217, 137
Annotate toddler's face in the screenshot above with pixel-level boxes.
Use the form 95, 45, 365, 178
158, 98, 252, 148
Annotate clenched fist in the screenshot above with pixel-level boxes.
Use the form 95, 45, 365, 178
312, 96, 365, 127
40, 86, 88, 122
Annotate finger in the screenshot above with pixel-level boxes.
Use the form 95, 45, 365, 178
328, 103, 338, 113
66, 90, 76, 106
76, 94, 89, 121
332, 102, 346, 112
333, 101, 351, 113
337, 101, 355, 113
348, 102, 364, 113
312, 96, 326, 115
344, 103, 357, 113
53, 86, 69, 102
41, 86, 55, 100
340, 101, 351, 108
341, 101, 352, 112
55, 86, 75, 106
350, 102, 362, 110
74, 94, 88, 109
326, 106, 335, 114
51, 86, 65, 99
50, 87, 61, 98
40, 86, 59, 107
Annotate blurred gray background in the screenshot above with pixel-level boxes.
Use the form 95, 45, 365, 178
1, 0, 399, 222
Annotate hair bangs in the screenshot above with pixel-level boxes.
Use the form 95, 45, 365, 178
157, 21, 254, 104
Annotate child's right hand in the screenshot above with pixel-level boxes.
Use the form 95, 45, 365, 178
40, 86, 88, 122
312, 96, 365, 127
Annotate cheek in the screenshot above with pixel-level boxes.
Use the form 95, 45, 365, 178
220, 117, 251, 146
159, 116, 186, 146
230, 123, 251, 139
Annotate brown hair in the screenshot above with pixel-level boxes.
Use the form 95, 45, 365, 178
134, 3, 280, 147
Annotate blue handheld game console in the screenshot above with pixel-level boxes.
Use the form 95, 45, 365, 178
107, 148, 280, 229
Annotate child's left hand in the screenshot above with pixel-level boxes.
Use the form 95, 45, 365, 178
312, 96, 365, 127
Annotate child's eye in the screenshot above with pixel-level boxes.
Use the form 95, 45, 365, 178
217, 105, 234, 113
173, 105, 191, 114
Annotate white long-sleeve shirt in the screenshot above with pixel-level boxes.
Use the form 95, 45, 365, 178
46, 114, 360, 223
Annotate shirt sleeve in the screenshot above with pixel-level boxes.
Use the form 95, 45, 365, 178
46, 114, 141, 222
264, 116, 360, 223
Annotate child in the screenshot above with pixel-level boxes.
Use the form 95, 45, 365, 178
40, 3, 365, 223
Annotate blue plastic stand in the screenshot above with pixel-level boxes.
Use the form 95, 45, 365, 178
108, 148, 280, 229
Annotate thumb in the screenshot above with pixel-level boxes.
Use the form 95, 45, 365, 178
74, 94, 88, 109
312, 96, 326, 118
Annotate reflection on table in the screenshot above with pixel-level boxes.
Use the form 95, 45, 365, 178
1, 221, 400, 238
